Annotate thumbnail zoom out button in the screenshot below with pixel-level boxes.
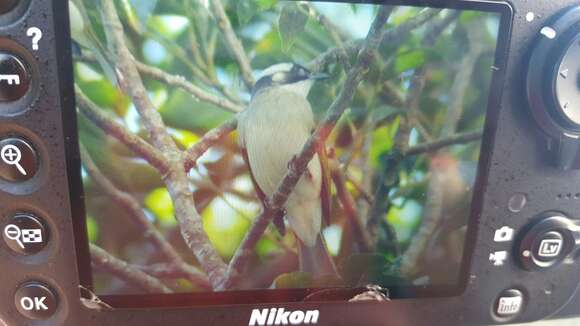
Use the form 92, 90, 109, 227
2, 213, 48, 255
14, 282, 58, 320
0, 137, 39, 182
0, 52, 31, 103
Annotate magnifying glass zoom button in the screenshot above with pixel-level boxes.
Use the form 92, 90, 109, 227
0, 137, 39, 182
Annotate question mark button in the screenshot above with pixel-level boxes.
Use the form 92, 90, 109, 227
0, 52, 31, 103
26, 27, 42, 51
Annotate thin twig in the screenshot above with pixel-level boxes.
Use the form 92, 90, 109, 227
75, 86, 170, 174
80, 145, 211, 290
308, 9, 440, 72
76, 52, 245, 112
183, 118, 238, 171
404, 130, 483, 156
304, 3, 350, 68
135, 62, 244, 113
90, 244, 172, 294
331, 164, 373, 252
210, 0, 255, 89
100, 0, 228, 289
220, 6, 394, 290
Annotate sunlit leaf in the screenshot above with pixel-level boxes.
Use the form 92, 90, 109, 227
148, 15, 189, 38
86, 216, 99, 242
278, 3, 309, 52
202, 199, 252, 260
257, 0, 278, 9
255, 237, 279, 257
172, 129, 201, 149
274, 272, 312, 289
395, 49, 426, 73
145, 188, 176, 226
386, 200, 422, 243
369, 117, 400, 169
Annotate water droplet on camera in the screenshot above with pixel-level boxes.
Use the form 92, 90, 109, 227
508, 193, 527, 213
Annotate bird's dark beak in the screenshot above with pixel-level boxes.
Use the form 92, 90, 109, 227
309, 73, 330, 81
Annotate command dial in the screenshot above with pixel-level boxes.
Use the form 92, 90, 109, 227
553, 33, 580, 127
527, 6, 580, 169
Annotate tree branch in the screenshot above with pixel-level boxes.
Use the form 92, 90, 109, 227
366, 11, 457, 250
77, 52, 245, 113
308, 8, 440, 72
399, 20, 485, 277
134, 61, 244, 113
404, 130, 483, 157
210, 0, 255, 89
183, 118, 238, 171
90, 244, 172, 294
219, 6, 394, 290
100, 0, 228, 289
80, 145, 211, 290
75, 86, 170, 174
303, 3, 350, 68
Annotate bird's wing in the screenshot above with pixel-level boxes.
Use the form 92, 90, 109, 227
318, 143, 332, 227
241, 147, 286, 236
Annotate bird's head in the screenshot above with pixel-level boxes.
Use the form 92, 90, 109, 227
252, 62, 329, 98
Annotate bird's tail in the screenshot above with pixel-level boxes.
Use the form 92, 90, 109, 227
297, 233, 338, 279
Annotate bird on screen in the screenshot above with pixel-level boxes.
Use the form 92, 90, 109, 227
237, 63, 337, 278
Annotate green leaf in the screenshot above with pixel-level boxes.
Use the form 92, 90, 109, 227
369, 117, 400, 169
257, 0, 278, 9
129, 0, 158, 32
145, 188, 176, 226
395, 49, 426, 73
370, 105, 404, 123
86, 216, 99, 242
160, 89, 233, 131
237, 0, 256, 26
274, 272, 313, 289
255, 237, 279, 257
278, 3, 309, 52
339, 253, 392, 286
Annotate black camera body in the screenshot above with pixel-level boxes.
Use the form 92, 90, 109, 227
0, 0, 580, 325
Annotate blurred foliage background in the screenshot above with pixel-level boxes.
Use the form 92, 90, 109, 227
71, 0, 500, 295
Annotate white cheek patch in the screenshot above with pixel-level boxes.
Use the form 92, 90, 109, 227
272, 72, 286, 82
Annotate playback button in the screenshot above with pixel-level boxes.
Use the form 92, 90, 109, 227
0, 52, 31, 103
14, 282, 58, 320
2, 213, 48, 255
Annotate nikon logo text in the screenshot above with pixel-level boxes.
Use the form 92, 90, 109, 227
249, 308, 319, 325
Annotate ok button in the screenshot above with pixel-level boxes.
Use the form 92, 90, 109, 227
14, 282, 58, 319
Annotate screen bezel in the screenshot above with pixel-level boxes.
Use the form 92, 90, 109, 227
63, 0, 514, 308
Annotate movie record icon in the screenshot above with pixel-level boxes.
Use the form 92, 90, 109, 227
2, 213, 48, 255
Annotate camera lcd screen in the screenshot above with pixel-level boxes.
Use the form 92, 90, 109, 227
69, 0, 506, 306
